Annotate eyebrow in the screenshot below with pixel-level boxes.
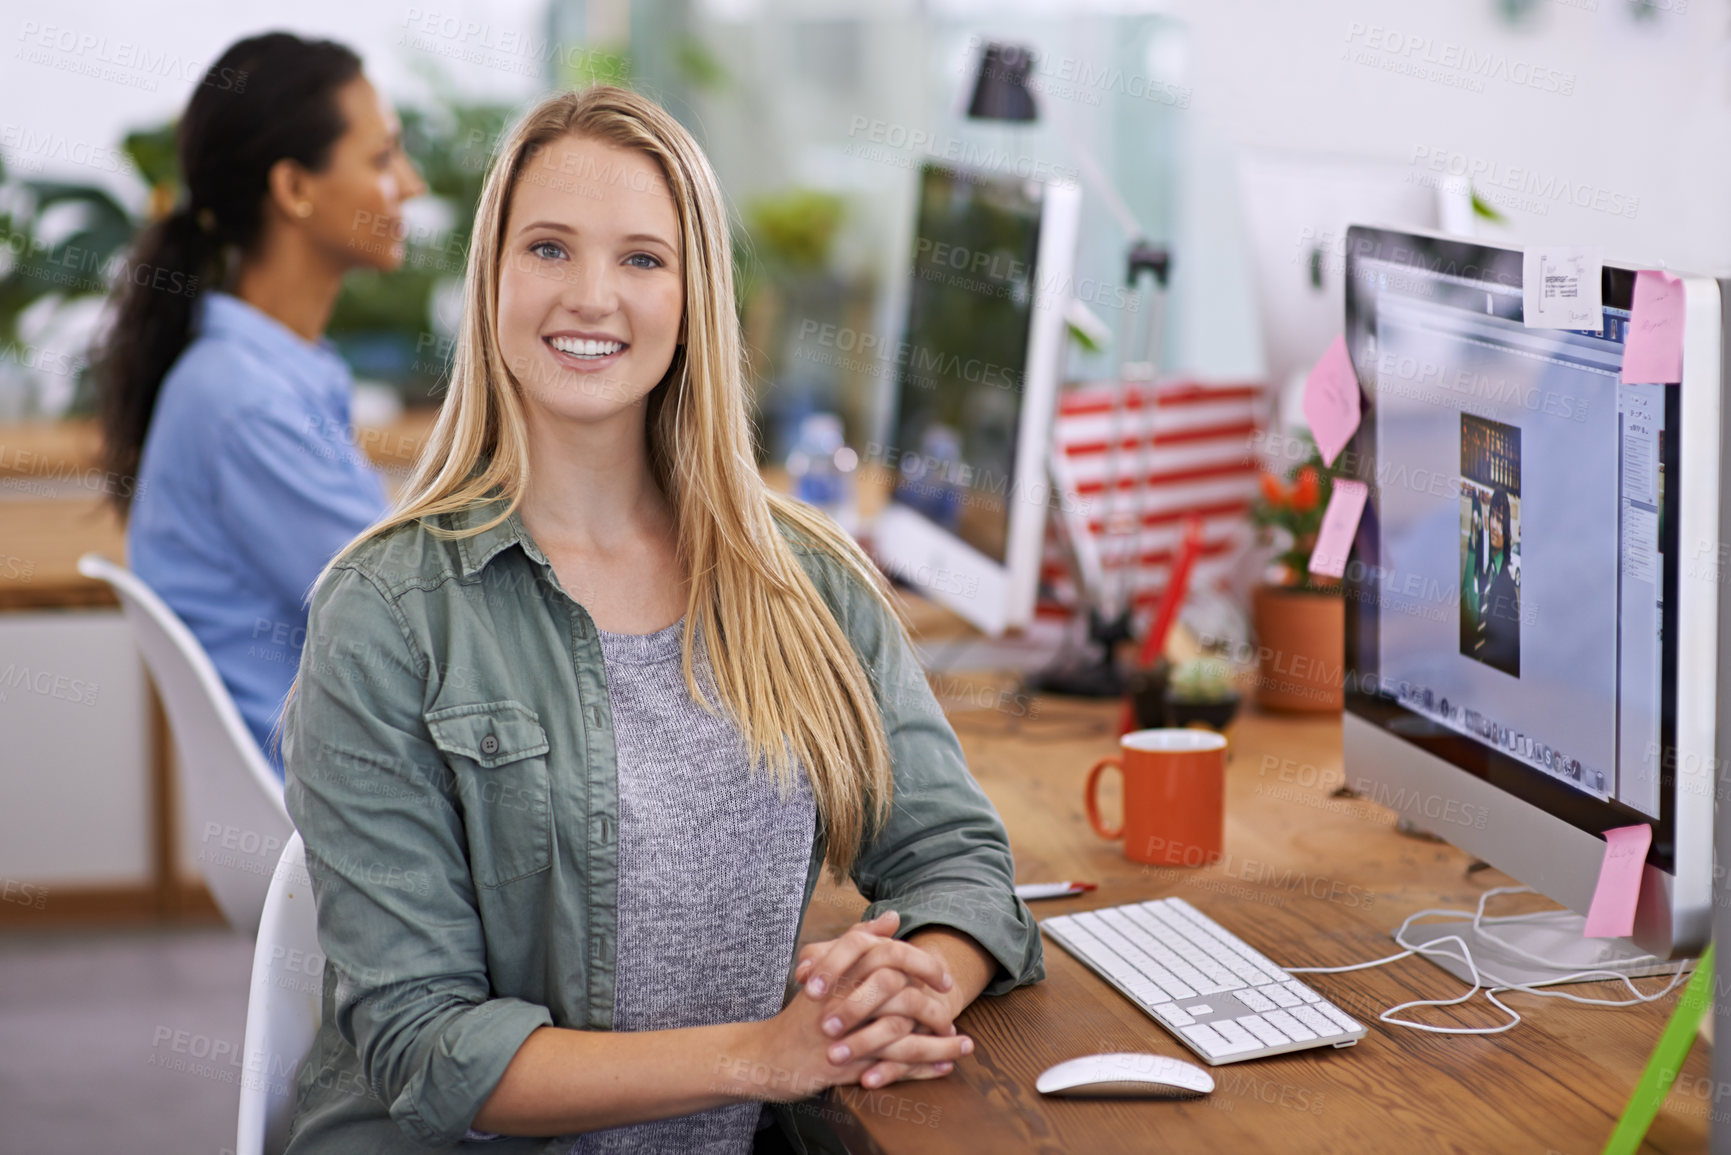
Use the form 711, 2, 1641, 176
518, 220, 676, 251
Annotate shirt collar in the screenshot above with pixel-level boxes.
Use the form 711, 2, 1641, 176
452, 495, 552, 579
199, 291, 352, 405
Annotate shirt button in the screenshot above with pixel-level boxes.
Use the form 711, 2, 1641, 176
480, 734, 500, 756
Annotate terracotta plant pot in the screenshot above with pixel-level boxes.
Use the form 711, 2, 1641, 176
1251, 584, 1344, 713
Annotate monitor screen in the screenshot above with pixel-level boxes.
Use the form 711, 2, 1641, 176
887, 163, 1045, 565
1343, 229, 1678, 872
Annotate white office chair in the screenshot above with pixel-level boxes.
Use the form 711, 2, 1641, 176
77, 553, 292, 935
236, 832, 323, 1155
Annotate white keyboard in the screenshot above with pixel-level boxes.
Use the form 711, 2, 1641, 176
1041, 896, 1367, 1065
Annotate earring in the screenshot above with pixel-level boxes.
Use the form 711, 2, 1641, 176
295, 202, 313, 218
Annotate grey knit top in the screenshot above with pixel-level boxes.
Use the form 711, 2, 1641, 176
567, 616, 817, 1155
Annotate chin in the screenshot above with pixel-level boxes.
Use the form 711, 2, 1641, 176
522, 368, 655, 419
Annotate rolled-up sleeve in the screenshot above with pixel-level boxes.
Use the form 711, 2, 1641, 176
283, 564, 552, 1147
823, 552, 1045, 997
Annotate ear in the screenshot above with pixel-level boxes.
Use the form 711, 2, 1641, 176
265, 157, 315, 223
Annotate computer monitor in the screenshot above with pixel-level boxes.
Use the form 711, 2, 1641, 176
1236, 149, 1473, 435
1340, 226, 1718, 984
871, 162, 1082, 636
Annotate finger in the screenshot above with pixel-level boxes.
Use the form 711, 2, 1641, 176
825, 1011, 915, 1066
804, 914, 904, 999
875, 1030, 972, 1064
861, 982, 959, 1039
852, 1028, 973, 1069
819, 967, 910, 1038
792, 914, 886, 983
822, 938, 952, 1013
857, 1059, 956, 1088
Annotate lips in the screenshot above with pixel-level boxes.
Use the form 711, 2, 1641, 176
542, 333, 629, 374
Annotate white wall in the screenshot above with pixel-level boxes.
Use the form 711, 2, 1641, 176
1156, 0, 1718, 379
3, 0, 548, 214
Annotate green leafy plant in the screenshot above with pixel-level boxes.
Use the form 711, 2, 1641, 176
1168, 655, 1235, 702
744, 189, 845, 274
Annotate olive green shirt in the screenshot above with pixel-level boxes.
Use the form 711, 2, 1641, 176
279, 498, 1044, 1154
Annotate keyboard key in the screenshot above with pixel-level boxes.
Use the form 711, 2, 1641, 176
1262, 1009, 1315, 1041
1180, 1023, 1230, 1053
1184, 1003, 1213, 1016
1284, 981, 1322, 1004
1237, 987, 1277, 1013
1267, 984, 1302, 1008
1213, 1019, 1260, 1050
1314, 1002, 1363, 1034
1237, 1014, 1290, 1046
1151, 1003, 1194, 1027
1182, 1022, 1257, 1056
1289, 1006, 1337, 1037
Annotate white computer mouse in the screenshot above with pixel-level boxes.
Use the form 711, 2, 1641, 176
1035, 1052, 1216, 1098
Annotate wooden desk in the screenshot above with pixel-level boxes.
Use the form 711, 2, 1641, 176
0, 409, 439, 609
799, 692, 1710, 1154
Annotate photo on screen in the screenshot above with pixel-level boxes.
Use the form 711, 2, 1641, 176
1459, 414, 1522, 678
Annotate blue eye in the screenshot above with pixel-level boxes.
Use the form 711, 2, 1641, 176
626, 253, 665, 269
530, 240, 566, 260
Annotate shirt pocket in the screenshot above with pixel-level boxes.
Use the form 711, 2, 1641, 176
423, 698, 552, 888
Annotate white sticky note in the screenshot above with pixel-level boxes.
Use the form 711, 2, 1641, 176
1523, 246, 1603, 331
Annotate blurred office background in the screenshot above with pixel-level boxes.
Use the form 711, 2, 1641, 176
0, 1, 1721, 1152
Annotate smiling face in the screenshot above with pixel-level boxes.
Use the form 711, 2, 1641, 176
496, 135, 685, 428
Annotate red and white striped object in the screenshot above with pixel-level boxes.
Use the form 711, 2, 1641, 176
1038, 379, 1266, 626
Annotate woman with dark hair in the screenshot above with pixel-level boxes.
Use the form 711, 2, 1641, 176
1479, 487, 1521, 675
96, 31, 426, 774
1460, 490, 1484, 656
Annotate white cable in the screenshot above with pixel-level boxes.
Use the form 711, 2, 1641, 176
1286, 950, 1413, 974
1282, 886, 1693, 1036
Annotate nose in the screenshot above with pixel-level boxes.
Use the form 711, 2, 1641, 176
559, 252, 620, 320
397, 152, 428, 201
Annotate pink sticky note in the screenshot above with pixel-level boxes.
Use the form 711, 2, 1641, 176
1303, 335, 1362, 466
1621, 271, 1685, 385
1583, 823, 1652, 938
1308, 479, 1367, 579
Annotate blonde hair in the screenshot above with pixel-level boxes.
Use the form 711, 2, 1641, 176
302, 87, 901, 878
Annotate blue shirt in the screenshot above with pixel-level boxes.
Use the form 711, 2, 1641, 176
128, 291, 389, 776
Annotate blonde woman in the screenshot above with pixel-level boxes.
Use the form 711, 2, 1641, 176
280, 86, 1042, 1155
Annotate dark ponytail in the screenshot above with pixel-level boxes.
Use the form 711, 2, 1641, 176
96, 32, 362, 515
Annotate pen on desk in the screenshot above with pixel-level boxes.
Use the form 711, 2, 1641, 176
1014, 881, 1097, 901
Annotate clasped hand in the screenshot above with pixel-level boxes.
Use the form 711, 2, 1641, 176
754, 910, 973, 1098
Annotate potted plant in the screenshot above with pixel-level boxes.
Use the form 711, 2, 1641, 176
1248, 438, 1345, 712
1163, 654, 1241, 731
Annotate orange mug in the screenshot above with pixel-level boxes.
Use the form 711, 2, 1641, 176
1085, 729, 1227, 866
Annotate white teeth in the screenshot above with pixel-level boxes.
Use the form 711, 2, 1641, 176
548, 336, 625, 358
